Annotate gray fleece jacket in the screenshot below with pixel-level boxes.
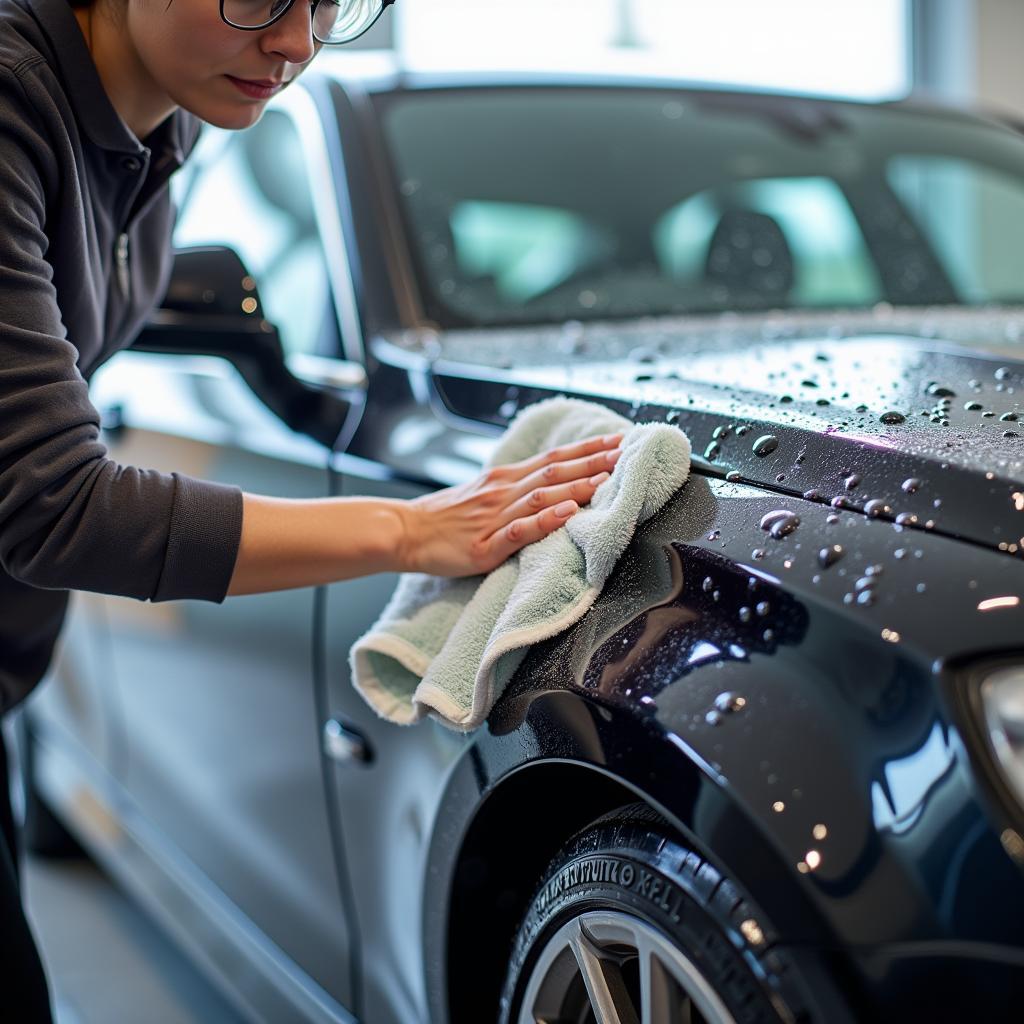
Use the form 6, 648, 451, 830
0, 0, 244, 711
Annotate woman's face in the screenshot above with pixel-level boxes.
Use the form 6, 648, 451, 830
124, 0, 324, 129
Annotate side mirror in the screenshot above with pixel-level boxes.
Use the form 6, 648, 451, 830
131, 245, 357, 448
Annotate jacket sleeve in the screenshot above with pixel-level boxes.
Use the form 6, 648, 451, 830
0, 69, 243, 603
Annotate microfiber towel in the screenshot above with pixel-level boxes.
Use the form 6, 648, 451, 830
349, 396, 692, 731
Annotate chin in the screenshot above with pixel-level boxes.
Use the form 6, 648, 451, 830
185, 100, 267, 131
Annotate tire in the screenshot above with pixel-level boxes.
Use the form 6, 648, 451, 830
499, 803, 808, 1024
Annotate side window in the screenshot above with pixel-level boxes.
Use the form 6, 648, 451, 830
172, 111, 333, 357
653, 176, 883, 307
888, 155, 1024, 305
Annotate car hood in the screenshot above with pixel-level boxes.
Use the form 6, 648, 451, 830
391, 310, 1024, 556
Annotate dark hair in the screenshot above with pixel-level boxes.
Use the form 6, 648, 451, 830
67, 0, 93, 6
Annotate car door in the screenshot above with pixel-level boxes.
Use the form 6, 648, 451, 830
87, 96, 359, 1014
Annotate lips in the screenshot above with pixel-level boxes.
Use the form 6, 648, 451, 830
225, 75, 286, 99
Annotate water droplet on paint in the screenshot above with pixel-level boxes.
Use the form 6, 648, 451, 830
818, 544, 844, 568
864, 499, 892, 518
759, 510, 801, 539
714, 692, 747, 713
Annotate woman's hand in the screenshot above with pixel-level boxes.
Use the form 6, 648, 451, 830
396, 432, 624, 577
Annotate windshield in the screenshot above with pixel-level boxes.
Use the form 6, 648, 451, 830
374, 87, 1024, 328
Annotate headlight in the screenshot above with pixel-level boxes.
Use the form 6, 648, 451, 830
980, 666, 1024, 802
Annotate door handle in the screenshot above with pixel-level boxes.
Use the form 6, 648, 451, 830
322, 719, 373, 766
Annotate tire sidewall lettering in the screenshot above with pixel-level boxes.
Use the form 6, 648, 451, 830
535, 855, 679, 919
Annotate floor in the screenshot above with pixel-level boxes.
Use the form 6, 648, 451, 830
23, 853, 246, 1024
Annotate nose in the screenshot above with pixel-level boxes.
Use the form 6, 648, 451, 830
260, 0, 317, 65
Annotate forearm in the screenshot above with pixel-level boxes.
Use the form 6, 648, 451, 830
225, 493, 407, 597
224, 431, 623, 597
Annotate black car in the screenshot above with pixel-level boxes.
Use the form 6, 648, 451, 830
15, 56, 1024, 1023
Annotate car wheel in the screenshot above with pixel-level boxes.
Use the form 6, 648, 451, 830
499, 803, 805, 1024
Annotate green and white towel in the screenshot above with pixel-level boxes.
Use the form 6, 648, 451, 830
349, 397, 692, 731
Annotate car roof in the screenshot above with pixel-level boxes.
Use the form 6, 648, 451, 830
308, 49, 1012, 130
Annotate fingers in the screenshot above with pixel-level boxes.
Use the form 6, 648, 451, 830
499, 432, 624, 483
496, 471, 611, 530
469, 429, 626, 571
479, 499, 585, 567
508, 445, 623, 499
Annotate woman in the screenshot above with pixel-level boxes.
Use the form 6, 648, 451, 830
0, 0, 622, 1016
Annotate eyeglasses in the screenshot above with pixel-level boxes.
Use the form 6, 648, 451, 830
219, 0, 396, 45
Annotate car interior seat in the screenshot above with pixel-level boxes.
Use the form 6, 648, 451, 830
703, 209, 795, 307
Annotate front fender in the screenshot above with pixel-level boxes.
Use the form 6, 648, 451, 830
423, 475, 1024, 1021
423, 688, 834, 1024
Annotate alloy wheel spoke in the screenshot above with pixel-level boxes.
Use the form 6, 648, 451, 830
639, 943, 689, 1024
568, 921, 640, 1024
517, 909, 737, 1024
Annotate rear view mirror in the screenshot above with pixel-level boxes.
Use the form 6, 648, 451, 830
132, 246, 356, 447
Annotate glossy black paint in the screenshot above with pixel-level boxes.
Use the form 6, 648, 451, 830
333, 77, 1024, 1019
342, 328, 1024, 1016
415, 466, 1024, 1020
27, 65, 1024, 1024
